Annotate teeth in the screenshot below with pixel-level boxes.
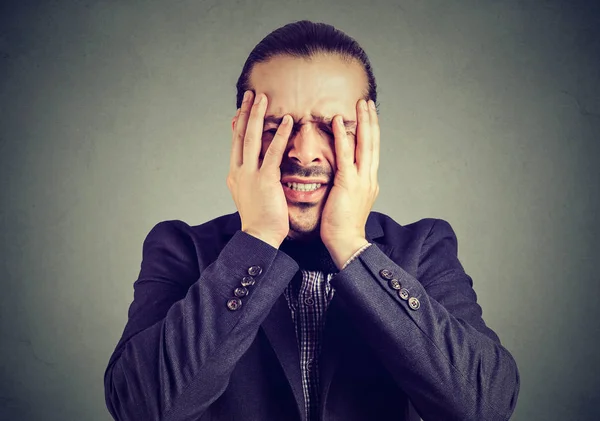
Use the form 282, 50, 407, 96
286, 182, 322, 192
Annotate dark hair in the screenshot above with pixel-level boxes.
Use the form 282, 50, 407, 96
235, 20, 378, 112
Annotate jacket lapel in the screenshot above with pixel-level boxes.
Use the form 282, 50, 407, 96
261, 276, 306, 421
318, 291, 347, 415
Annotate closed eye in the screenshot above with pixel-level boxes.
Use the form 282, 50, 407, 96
265, 127, 330, 135
264, 127, 351, 136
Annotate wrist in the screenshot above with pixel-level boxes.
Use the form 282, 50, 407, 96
242, 229, 282, 249
325, 237, 370, 270
341, 242, 372, 270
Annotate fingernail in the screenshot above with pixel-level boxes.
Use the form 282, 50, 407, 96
235, 108, 240, 117
243, 91, 251, 102
361, 100, 368, 111
369, 100, 376, 110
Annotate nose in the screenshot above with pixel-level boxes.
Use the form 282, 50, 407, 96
285, 124, 328, 166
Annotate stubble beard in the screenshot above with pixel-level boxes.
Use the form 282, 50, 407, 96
287, 202, 322, 241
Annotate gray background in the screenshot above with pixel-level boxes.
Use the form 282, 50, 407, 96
1, 0, 599, 420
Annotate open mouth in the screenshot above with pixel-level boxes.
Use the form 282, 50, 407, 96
282, 182, 328, 202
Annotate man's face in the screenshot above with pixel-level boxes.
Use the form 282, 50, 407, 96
235, 54, 368, 240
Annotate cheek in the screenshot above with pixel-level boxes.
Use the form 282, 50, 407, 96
325, 140, 337, 169
331, 153, 339, 173
258, 135, 272, 159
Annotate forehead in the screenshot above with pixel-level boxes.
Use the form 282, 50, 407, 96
249, 54, 367, 120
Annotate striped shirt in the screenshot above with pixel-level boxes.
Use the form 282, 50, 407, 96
282, 242, 372, 421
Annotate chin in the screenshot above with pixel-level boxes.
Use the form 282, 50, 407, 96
288, 212, 321, 240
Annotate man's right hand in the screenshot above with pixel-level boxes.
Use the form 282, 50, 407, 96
227, 90, 293, 249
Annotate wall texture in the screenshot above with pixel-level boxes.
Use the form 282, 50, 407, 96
1, 0, 598, 420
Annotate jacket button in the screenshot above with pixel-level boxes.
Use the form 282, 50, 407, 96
241, 276, 255, 287
408, 297, 420, 310
248, 265, 263, 276
379, 269, 394, 280
398, 288, 410, 300
227, 298, 242, 311
234, 287, 249, 298
389, 279, 402, 290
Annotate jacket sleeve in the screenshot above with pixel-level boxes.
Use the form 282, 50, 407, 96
104, 221, 299, 421
329, 218, 520, 421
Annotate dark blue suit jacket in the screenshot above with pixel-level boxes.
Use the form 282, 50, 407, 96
104, 211, 520, 421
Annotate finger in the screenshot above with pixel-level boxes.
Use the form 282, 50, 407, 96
242, 92, 267, 171
333, 115, 353, 173
368, 100, 380, 184
261, 114, 293, 174
230, 90, 254, 171
229, 109, 241, 171
356, 99, 372, 176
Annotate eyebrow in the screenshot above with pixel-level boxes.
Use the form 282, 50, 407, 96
264, 113, 357, 130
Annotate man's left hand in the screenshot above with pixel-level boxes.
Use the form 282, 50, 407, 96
321, 98, 380, 269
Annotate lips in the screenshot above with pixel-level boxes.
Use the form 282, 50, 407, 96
280, 177, 329, 184
282, 182, 328, 203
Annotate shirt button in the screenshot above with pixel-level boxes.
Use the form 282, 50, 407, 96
408, 297, 420, 310
304, 297, 315, 306
226, 298, 242, 311
398, 288, 410, 301
234, 287, 249, 298
248, 265, 262, 276
389, 279, 402, 290
306, 358, 314, 371
241, 275, 256, 287
379, 269, 394, 280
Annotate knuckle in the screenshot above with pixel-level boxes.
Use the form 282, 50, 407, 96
243, 135, 255, 147
266, 143, 281, 156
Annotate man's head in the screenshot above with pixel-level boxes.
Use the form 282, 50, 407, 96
231, 21, 378, 241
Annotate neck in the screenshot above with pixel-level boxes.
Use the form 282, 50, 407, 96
285, 230, 321, 243
280, 234, 338, 273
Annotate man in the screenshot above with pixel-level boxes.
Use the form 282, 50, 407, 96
104, 20, 520, 421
